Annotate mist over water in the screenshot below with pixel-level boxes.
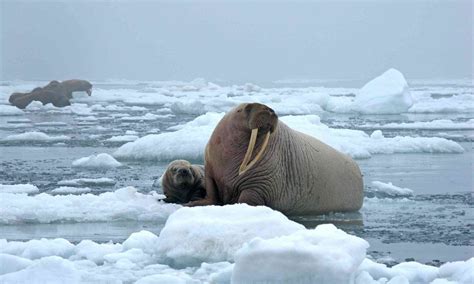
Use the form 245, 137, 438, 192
1, 0, 472, 82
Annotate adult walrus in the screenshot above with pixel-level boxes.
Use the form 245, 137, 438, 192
9, 79, 92, 109
186, 103, 363, 215
161, 160, 206, 204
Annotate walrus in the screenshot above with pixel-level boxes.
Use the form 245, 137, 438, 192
186, 103, 364, 215
161, 160, 206, 204
9, 79, 92, 109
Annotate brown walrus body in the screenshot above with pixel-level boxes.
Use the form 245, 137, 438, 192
187, 103, 364, 215
161, 160, 206, 204
9, 79, 93, 109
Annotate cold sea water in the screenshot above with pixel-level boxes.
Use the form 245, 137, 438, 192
0, 78, 472, 268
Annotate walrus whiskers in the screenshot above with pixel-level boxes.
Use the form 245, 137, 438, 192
238, 129, 270, 175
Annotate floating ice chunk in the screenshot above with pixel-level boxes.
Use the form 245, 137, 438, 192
73, 240, 122, 264
368, 181, 414, 197
0, 254, 33, 275
353, 69, 413, 114
0, 184, 39, 194
0, 256, 82, 284
135, 274, 189, 284
34, 121, 68, 127
122, 230, 159, 255
0, 187, 180, 224
114, 112, 224, 161
50, 187, 92, 194
0, 104, 24, 116
103, 248, 152, 264
105, 135, 139, 142
120, 113, 172, 122
232, 224, 369, 283
361, 119, 474, 130
3, 131, 70, 142
0, 238, 75, 260
409, 94, 474, 113
57, 177, 116, 187
72, 153, 122, 169
155, 204, 304, 267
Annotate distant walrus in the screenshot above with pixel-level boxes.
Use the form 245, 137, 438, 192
9, 79, 93, 109
186, 103, 364, 215
161, 160, 206, 204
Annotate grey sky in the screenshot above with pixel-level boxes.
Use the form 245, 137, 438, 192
1, 0, 472, 82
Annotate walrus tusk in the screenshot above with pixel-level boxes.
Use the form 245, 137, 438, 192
238, 129, 270, 175
239, 128, 258, 174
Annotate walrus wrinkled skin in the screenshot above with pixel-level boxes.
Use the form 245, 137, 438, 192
9, 79, 93, 109
186, 103, 364, 215
161, 160, 206, 204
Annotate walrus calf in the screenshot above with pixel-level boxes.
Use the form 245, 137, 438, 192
9, 79, 93, 109
161, 160, 206, 204
186, 103, 364, 215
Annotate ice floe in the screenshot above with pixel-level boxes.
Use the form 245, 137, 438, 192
367, 181, 414, 197
0, 184, 39, 194
50, 187, 92, 194
0, 104, 24, 116
0, 187, 178, 224
359, 119, 474, 130
57, 178, 116, 187
72, 153, 122, 169
155, 204, 304, 267
352, 68, 413, 114
2, 131, 70, 142
115, 112, 464, 161
105, 135, 139, 142
0, 205, 471, 283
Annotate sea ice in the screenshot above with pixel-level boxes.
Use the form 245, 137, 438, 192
0, 184, 39, 194
57, 177, 116, 187
2, 131, 70, 142
232, 224, 369, 283
353, 68, 413, 114
105, 135, 139, 142
0, 104, 24, 116
155, 204, 305, 267
0, 187, 179, 224
72, 153, 122, 169
367, 181, 414, 197
50, 187, 92, 194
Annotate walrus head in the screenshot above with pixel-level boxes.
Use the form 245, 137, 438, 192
236, 103, 278, 175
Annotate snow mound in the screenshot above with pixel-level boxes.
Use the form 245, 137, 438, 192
0, 105, 24, 116
114, 112, 224, 161
367, 181, 414, 197
3, 131, 70, 142
353, 69, 413, 114
0, 254, 33, 275
155, 204, 305, 268
0, 184, 39, 194
72, 153, 122, 169
0, 187, 180, 224
57, 177, 116, 187
114, 112, 464, 161
232, 224, 369, 283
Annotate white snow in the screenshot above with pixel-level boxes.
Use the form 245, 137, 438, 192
360, 119, 474, 130
0, 104, 24, 116
155, 204, 305, 267
0, 187, 180, 224
105, 135, 139, 142
115, 112, 464, 161
353, 68, 413, 114
2, 131, 70, 142
57, 178, 116, 187
232, 224, 369, 283
120, 113, 173, 122
50, 187, 92, 194
368, 181, 414, 197
72, 153, 122, 169
0, 184, 39, 194
0, 205, 471, 283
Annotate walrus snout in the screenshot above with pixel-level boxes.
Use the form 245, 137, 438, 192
177, 168, 191, 177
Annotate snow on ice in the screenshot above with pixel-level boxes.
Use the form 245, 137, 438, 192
3, 131, 70, 142
0, 205, 471, 283
115, 112, 464, 161
367, 181, 414, 197
72, 153, 122, 169
0, 184, 39, 194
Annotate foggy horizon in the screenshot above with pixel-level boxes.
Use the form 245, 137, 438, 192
1, 0, 472, 82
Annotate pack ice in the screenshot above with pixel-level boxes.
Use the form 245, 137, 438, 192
0, 205, 471, 283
